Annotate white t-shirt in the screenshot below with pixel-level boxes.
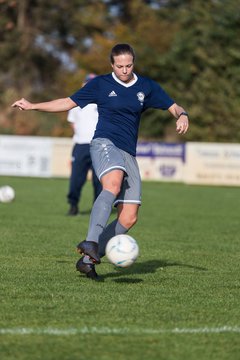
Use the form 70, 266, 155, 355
67, 104, 98, 144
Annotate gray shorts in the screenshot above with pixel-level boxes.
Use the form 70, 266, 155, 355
90, 138, 141, 206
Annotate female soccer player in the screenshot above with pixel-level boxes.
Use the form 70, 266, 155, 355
12, 43, 189, 280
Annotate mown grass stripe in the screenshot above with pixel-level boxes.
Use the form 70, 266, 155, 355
0, 326, 240, 336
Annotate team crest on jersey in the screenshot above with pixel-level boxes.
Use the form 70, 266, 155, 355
137, 92, 145, 104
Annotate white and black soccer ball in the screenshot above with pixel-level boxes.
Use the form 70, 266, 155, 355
106, 234, 139, 268
0, 185, 15, 203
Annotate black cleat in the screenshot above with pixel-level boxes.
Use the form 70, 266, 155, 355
76, 257, 99, 281
76, 240, 101, 264
67, 205, 79, 216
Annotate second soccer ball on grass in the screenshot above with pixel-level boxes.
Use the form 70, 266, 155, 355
0, 185, 15, 203
106, 234, 139, 268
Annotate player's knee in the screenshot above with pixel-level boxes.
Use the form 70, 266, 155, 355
120, 213, 138, 229
103, 181, 121, 196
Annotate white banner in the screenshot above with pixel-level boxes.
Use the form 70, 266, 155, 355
185, 142, 240, 186
2, 136, 240, 186
0, 135, 52, 177
51, 138, 72, 177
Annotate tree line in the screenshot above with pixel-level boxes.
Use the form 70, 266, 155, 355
0, 0, 239, 142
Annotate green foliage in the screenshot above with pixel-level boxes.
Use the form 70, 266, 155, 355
0, 177, 240, 359
158, 0, 240, 141
0, 0, 239, 141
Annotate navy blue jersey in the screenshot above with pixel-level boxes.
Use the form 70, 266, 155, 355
70, 73, 174, 156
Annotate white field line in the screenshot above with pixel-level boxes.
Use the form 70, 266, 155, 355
0, 326, 240, 336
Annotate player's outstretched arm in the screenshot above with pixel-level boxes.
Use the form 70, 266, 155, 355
11, 97, 76, 112
168, 103, 189, 135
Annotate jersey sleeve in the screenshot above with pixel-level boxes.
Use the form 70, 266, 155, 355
144, 79, 175, 110
70, 78, 99, 108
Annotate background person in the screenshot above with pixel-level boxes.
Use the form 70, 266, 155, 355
12, 43, 189, 281
67, 74, 102, 216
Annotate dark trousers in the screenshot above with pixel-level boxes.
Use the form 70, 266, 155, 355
67, 143, 102, 207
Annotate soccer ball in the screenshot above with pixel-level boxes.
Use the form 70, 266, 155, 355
106, 234, 139, 268
0, 185, 15, 203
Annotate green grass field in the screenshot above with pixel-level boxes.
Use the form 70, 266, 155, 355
0, 176, 239, 360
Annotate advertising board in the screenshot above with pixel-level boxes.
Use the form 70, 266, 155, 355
0, 135, 52, 177
136, 142, 185, 181
185, 142, 240, 186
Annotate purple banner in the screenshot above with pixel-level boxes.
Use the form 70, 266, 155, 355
136, 142, 185, 162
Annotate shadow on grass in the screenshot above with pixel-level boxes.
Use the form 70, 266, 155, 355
102, 259, 207, 282
57, 258, 207, 283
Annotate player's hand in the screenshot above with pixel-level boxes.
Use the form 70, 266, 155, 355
11, 98, 33, 111
176, 116, 189, 134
